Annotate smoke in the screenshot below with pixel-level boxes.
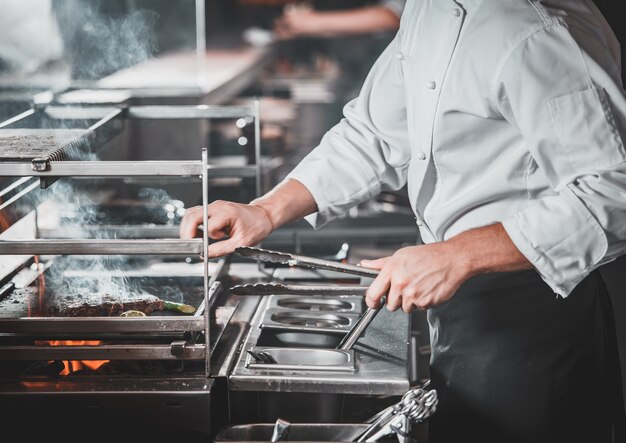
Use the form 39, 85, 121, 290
51, 0, 160, 81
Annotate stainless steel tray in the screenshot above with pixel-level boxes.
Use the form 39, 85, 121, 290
260, 307, 360, 334
267, 294, 363, 315
245, 347, 356, 372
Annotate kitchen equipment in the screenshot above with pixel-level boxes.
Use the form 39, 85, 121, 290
245, 347, 356, 372
235, 246, 380, 278
353, 382, 438, 442
230, 281, 384, 351
270, 418, 291, 442
230, 283, 369, 296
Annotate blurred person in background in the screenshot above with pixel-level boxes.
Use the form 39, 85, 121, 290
273, 1, 405, 39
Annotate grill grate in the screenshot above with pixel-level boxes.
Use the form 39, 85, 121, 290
0, 128, 97, 162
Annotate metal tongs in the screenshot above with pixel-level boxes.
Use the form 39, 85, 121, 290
352, 381, 438, 442
235, 246, 379, 278
234, 247, 384, 351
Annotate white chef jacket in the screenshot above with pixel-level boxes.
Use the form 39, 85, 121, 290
286, 0, 626, 297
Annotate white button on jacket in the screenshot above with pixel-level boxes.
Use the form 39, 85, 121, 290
287, 0, 626, 296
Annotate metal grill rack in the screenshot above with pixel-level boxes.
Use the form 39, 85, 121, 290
0, 100, 262, 378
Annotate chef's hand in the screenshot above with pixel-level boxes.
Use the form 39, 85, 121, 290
274, 7, 321, 39
179, 201, 273, 258
179, 179, 317, 259
360, 223, 533, 312
360, 243, 471, 313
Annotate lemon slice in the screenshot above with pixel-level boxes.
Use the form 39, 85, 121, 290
120, 310, 146, 317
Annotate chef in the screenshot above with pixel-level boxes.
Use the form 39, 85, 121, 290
181, 1, 625, 441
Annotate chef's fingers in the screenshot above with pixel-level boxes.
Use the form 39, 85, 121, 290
205, 213, 230, 240
365, 270, 391, 309
179, 206, 204, 239
386, 284, 403, 312
360, 256, 390, 270
207, 237, 238, 258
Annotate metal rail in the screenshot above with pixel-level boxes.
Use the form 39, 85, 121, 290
0, 344, 206, 360
0, 317, 205, 333
42, 105, 255, 121
0, 239, 203, 255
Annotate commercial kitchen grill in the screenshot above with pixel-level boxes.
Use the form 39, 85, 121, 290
0, 97, 264, 438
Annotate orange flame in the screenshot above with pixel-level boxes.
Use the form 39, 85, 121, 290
35, 340, 109, 376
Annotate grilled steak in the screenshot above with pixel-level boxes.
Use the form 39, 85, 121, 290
46, 293, 165, 317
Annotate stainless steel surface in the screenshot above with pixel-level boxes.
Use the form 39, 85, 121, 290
0, 238, 203, 255
235, 246, 380, 278
229, 296, 410, 395
254, 98, 262, 197
215, 423, 390, 443
229, 283, 369, 296
246, 347, 356, 372
0, 317, 205, 333
126, 105, 254, 119
0, 160, 202, 177
271, 418, 291, 442
0, 343, 206, 360
261, 307, 359, 334
202, 148, 211, 377
337, 301, 385, 351
271, 311, 351, 328
272, 296, 360, 313
256, 328, 344, 348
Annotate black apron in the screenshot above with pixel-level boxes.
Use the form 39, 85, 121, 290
427, 269, 624, 443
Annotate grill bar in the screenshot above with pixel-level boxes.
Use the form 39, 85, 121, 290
0, 343, 206, 360
0, 239, 203, 255
0, 317, 206, 333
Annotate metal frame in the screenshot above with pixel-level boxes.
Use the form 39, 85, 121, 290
0, 100, 262, 377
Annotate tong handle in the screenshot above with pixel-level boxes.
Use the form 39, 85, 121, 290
337, 297, 386, 350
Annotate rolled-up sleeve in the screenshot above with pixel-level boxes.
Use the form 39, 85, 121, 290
286, 33, 411, 228
497, 21, 626, 296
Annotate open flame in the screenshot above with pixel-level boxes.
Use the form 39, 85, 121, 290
35, 340, 109, 376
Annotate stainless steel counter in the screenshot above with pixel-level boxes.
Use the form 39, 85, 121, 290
229, 288, 410, 396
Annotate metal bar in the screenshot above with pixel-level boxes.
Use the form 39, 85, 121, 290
37, 225, 181, 239
0, 161, 260, 178
0, 108, 35, 129
0, 344, 206, 361
0, 317, 205, 333
0, 239, 203, 255
0, 180, 39, 212
337, 305, 384, 351
254, 98, 262, 197
43, 106, 119, 120
202, 148, 210, 377
0, 177, 33, 199
87, 108, 123, 132
195, 0, 207, 90
229, 283, 369, 296
0, 160, 202, 177
235, 246, 380, 278
126, 105, 254, 120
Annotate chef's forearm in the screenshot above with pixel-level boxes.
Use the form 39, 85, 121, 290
315, 7, 400, 35
250, 178, 318, 229
447, 223, 533, 278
